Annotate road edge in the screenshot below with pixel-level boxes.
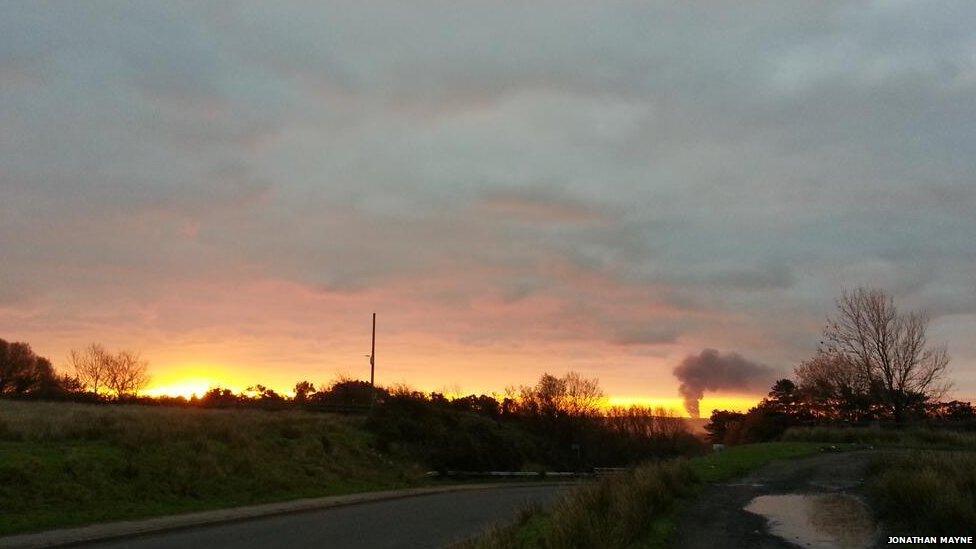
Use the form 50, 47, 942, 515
0, 482, 579, 548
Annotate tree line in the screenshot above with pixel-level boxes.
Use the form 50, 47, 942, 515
188, 372, 703, 470
0, 340, 149, 401
706, 287, 973, 444
0, 344, 703, 470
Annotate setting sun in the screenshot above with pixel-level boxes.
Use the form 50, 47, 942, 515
143, 379, 220, 399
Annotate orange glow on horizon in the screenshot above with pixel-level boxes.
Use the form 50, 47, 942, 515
606, 395, 760, 417
142, 370, 761, 417
143, 379, 219, 399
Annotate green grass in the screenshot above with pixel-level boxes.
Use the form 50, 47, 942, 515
462, 442, 833, 549
866, 450, 976, 537
688, 442, 831, 483
0, 400, 423, 536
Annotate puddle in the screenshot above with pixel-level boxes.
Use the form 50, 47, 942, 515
744, 494, 876, 548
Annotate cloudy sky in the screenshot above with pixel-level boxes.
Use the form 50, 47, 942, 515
2, 2, 975, 411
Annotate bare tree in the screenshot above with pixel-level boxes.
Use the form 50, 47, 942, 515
69, 343, 111, 395
70, 344, 150, 398
821, 287, 950, 423
563, 372, 605, 417
517, 372, 605, 419
104, 350, 151, 399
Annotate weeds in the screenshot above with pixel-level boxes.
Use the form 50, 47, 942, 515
462, 460, 694, 549
867, 451, 976, 536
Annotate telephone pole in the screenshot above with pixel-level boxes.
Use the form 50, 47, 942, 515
370, 313, 376, 387
369, 313, 376, 409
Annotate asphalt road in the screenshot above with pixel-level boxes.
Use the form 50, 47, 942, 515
84, 484, 573, 549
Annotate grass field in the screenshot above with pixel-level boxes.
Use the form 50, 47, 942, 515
0, 400, 423, 536
463, 442, 834, 548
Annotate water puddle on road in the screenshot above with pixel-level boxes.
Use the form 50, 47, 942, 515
744, 493, 876, 548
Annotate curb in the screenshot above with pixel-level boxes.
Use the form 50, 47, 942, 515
0, 482, 579, 548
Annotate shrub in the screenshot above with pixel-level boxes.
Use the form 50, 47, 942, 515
867, 451, 976, 536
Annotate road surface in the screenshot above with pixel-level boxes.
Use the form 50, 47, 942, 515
84, 484, 573, 549
673, 450, 878, 549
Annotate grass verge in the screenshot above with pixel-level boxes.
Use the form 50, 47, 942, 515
782, 426, 976, 450
461, 442, 833, 549
866, 450, 976, 537
0, 400, 423, 536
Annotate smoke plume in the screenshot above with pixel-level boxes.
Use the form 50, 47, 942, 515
672, 348, 774, 418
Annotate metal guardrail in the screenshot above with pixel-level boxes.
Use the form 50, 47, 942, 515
424, 467, 630, 479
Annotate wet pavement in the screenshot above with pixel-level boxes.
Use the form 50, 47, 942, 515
745, 493, 877, 548
673, 450, 879, 549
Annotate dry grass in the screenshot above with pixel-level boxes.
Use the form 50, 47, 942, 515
782, 426, 976, 449
867, 450, 976, 536
460, 442, 837, 549
463, 460, 695, 549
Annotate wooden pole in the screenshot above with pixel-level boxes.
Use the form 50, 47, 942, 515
370, 312, 376, 387
370, 313, 376, 409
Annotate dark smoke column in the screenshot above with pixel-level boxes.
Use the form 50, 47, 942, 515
677, 381, 705, 419
672, 348, 774, 418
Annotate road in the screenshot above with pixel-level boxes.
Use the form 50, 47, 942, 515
672, 450, 878, 549
84, 484, 573, 549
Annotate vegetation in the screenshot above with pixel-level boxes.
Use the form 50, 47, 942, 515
68, 343, 151, 399
866, 450, 976, 537
0, 369, 705, 535
463, 442, 831, 549
3, 340, 706, 473
818, 288, 950, 424
702, 288, 973, 446
368, 380, 704, 472
782, 426, 976, 449
0, 400, 421, 535
783, 425, 976, 537
0, 339, 69, 399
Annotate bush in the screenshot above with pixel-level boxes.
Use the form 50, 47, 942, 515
366, 392, 537, 471
867, 451, 976, 536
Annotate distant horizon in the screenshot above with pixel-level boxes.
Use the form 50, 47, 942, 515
138, 371, 764, 417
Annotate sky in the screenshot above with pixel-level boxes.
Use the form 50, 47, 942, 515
2, 2, 976, 415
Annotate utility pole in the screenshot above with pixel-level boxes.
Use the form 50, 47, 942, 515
369, 312, 376, 409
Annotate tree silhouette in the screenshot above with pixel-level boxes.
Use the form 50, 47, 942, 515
0, 338, 57, 396
821, 287, 950, 423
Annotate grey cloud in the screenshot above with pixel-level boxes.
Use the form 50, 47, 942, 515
2, 2, 976, 396
612, 326, 680, 347
476, 188, 606, 225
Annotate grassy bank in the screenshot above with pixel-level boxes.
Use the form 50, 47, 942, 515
866, 450, 976, 537
0, 400, 423, 536
463, 442, 832, 548
782, 426, 976, 449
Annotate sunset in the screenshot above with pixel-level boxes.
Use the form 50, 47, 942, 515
2, 2, 976, 547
